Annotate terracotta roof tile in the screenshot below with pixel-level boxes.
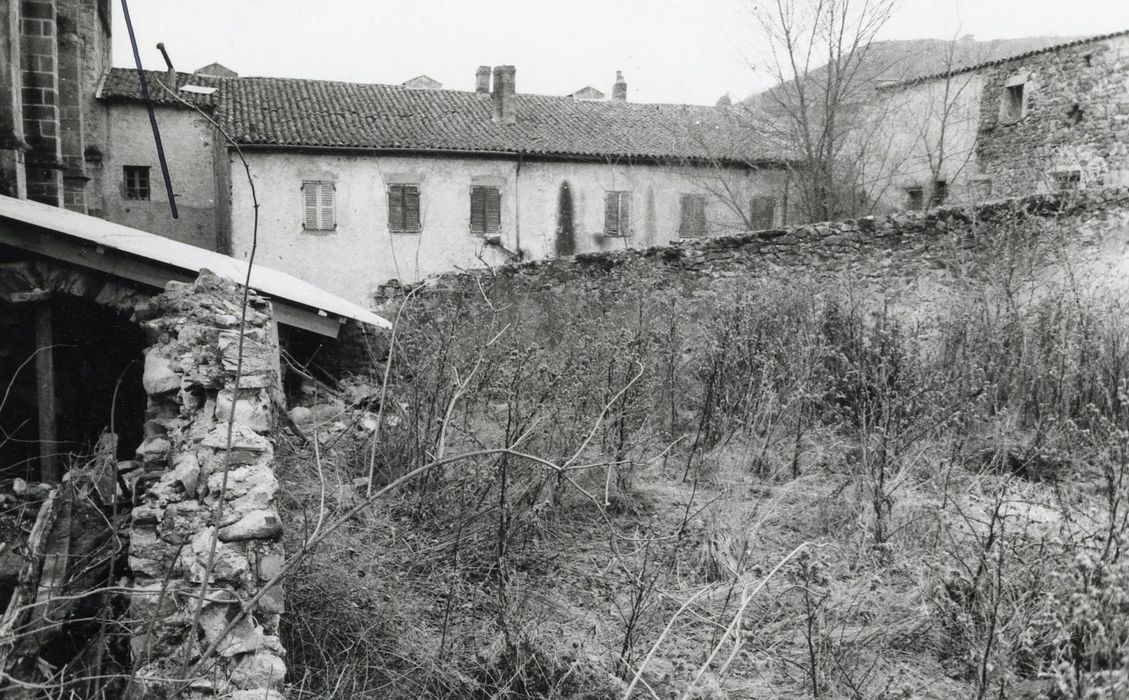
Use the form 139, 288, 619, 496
100, 68, 787, 164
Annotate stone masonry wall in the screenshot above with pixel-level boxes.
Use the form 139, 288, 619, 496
976, 34, 1129, 197
385, 188, 1129, 323
19, 0, 63, 206
127, 271, 286, 699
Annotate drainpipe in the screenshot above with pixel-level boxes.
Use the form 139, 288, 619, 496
514, 155, 524, 259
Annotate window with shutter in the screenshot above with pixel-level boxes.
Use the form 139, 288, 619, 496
748, 196, 776, 230
302, 181, 335, 231
604, 191, 631, 237
679, 194, 707, 237
389, 184, 422, 233
469, 185, 502, 234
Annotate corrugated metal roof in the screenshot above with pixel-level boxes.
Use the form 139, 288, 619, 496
0, 195, 391, 330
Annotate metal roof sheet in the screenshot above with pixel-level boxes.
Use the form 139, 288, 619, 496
0, 195, 391, 331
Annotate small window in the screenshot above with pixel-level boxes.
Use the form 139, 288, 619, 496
1050, 170, 1081, 192
930, 180, 948, 207
123, 166, 150, 200
1001, 80, 1026, 124
679, 194, 706, 237
302, 181, 336, 231
469, 185, 501, 234
749, 196, 776, 230
604, 191, 631, 237
905, 186, 924, 211
388, 184, 421, 233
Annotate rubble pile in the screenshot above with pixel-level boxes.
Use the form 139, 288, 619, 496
128, 270, 286, 699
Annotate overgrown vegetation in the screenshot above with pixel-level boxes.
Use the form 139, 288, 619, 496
277, 211, 1129, 698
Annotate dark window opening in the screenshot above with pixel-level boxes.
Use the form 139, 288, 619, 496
604, 191, 631, 237
388, 184, 421, 233
469, 185, 502, 234
679, 194, 707, 237
905, 186, 924, 211
1084, 53, 1092, 67
1051, 170, 1081, 192
749, 196, 776, 230
1067, 104, 1084, 124
123, 166, 150, 200
302, 180, 336, 231
1002, 84, 1025, 123
930, 180, 948, 207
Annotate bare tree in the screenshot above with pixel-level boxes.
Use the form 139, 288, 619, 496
869, 35, 988, 211
748, 0, 898, 222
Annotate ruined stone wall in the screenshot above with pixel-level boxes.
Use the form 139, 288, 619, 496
976, 34, 1129, 197
128, 270, 286, 699
386, 188, 1129, 324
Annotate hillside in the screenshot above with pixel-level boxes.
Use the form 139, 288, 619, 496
743, 35, 1071, 106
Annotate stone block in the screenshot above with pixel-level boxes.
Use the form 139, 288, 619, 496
229, 651, 286, 690
188, 528, 249, 583
217, 509, 282, 542
215, 389, 272, 433
203, 424, 270, 452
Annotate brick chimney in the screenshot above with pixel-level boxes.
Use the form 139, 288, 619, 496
492, 65, 516, 123
476, 65, 491, 94
612, 70, 627, 101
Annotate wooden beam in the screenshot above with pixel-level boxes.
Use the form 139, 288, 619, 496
35, 299, 58, 482
2, 289, 51, 303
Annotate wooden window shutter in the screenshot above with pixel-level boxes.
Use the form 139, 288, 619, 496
470, 186, 486, 233
388, 185, 404, 230
620, 193, 631, 235
485, 187, 501, 232
680, 194, 706, 237
604, 192, 620, 235
404, 185, 420, 230
303, 182, 319, 229
749, 196, 776, 230
302, 181, 335, 230
320, 182, 335, 229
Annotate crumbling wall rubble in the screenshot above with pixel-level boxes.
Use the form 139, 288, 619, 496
127, 270, 286, 699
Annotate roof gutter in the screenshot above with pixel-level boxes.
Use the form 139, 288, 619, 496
232, 142, 792, 170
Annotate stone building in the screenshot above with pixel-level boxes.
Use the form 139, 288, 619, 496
0, 0, 112, 210
865, 30, 1129, 210
97, 65, 793, 307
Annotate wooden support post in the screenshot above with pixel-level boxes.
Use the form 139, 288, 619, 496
35, 299, 58, 482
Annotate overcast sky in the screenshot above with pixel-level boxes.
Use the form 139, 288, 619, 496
111, 0, 1129, 105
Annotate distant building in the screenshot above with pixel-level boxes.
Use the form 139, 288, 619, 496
402, 74, 442, 90
194, 62, 238, 78
98, 65, 793, 307
568, 86, 605, 100
0, 0, 112, 211
862, 30, 1129, 210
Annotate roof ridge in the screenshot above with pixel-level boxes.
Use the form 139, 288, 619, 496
101, 66, 791, 163
878, 28, 1129, 90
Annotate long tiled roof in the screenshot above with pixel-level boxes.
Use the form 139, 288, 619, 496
100, 68, 787, 165
879, 29, 1129, 90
